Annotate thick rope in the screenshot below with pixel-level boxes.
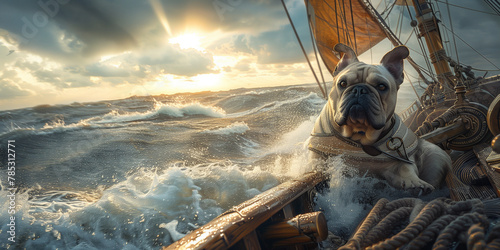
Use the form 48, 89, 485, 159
339, 197, 500, 250
467, 223, 486, 250
486, 223, 500, 249
339, 198, 389, 250
363, 207, 413, 247
405, 214, 457, 250
367, 200, 446, 250
432, 212, 489, 250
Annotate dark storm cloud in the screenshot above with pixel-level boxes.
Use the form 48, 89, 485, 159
0, 0, 295, 90
0, 0, 288, 62
0, 0, 498, 104
212, 1, 312, 65
0, 0, 139, 62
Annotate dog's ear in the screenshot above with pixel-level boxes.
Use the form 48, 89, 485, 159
380, 46, 409, 86
333, 43, 359, 76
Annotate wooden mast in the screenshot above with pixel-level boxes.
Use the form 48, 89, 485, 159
410, 0, 454, 88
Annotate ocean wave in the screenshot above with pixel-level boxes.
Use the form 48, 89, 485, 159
93, 101, 226, 124
269, 116, 316, 154
1, 101, 227, 137
37, 119, 94, 134
227, 92, 324, 118
201, 122, 249, 135
0, 164, 280, 249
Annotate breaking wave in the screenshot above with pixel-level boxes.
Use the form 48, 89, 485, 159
201, 122, 249, 135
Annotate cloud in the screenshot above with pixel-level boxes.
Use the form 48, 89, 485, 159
0, 0, 141, 63
0, 70, 33, 98
432, 1, 500, 72
139, 46, 218, 76
84, 63, 130, 78
209, 0, 314, 65
0, 0, 498, 110
0, 80, 32, 98
234, 58, 252, 72
0, 0, 290, 64
32, 69, 95, 88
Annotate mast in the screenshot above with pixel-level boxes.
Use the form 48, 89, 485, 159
410, 0, 454, 88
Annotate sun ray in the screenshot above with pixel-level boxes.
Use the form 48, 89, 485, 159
150, 0, 172, 37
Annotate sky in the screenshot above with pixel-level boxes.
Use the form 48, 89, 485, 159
0, 0, 499, 110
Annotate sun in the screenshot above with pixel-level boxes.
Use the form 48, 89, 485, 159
168, 33, 205, 52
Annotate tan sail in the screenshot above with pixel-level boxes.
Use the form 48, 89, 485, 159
306, 0, 387, 74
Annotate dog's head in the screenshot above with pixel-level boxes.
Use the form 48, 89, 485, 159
329, 43, 409, 145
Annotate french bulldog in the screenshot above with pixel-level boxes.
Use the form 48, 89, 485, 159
308, 43, 451, 195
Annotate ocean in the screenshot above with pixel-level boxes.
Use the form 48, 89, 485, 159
0, 83, 429, 249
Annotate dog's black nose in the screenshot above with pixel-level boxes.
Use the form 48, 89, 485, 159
349, 85, 369, 97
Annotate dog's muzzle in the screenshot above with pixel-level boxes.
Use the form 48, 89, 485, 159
334, 85, 386, 129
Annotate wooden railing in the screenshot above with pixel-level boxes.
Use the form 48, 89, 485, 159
398, 100, 421, 122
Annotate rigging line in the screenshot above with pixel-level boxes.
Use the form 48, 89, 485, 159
404, 68, 431, 87
403, 0, 417, 46
415, 26, 435, 79
469, 67, 500, 72
422, 2, 444, 79
439, 23, 500, 70
405, 0, 435, 77
397, 3, 404, 39
365, 16, 374, 64
434, 0, 498, 16
404, 70, 422, 99
306, 8, 327, 95
333, 0, 341, 46
349, 0, 358, 54
337, 0, 348, 46
403, 28, 415, 45
433, 1, 452, 56
281, 0, 327, 99
384, 0, 397, 21
321, 0, 342, 48
445, 0, 460, 65
380, 0, 396, 18
361, 0, 433, 85
340, 0, 352, 47
484, 0, 500, 15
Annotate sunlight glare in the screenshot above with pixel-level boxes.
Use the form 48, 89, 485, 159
169, 33, 205, 52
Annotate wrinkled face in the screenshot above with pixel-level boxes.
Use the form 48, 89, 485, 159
330, 62, 398, 145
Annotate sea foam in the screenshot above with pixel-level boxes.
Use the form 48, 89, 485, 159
96, 101, 226, 124
201, 122, 249, 135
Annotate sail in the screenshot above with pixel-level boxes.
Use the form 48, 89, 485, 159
306, 0, 388, 74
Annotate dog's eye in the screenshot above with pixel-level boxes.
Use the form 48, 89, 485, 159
339, 81, 347, 88
377, 83, 387, 91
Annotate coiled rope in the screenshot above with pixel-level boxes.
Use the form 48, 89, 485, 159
338, 197, 500, 250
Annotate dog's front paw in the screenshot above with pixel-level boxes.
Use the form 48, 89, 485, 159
400, 179, 434, 196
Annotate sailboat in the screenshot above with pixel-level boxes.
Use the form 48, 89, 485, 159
166, 0, 500, 249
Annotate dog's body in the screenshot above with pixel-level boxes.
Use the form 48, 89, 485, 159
308, 44, 451, 194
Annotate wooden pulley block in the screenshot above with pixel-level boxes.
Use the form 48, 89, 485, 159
445, 102, 492, 151
487, 94, 500, 136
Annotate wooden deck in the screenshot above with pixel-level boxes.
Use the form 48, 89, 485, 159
446, 143, 500, 200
